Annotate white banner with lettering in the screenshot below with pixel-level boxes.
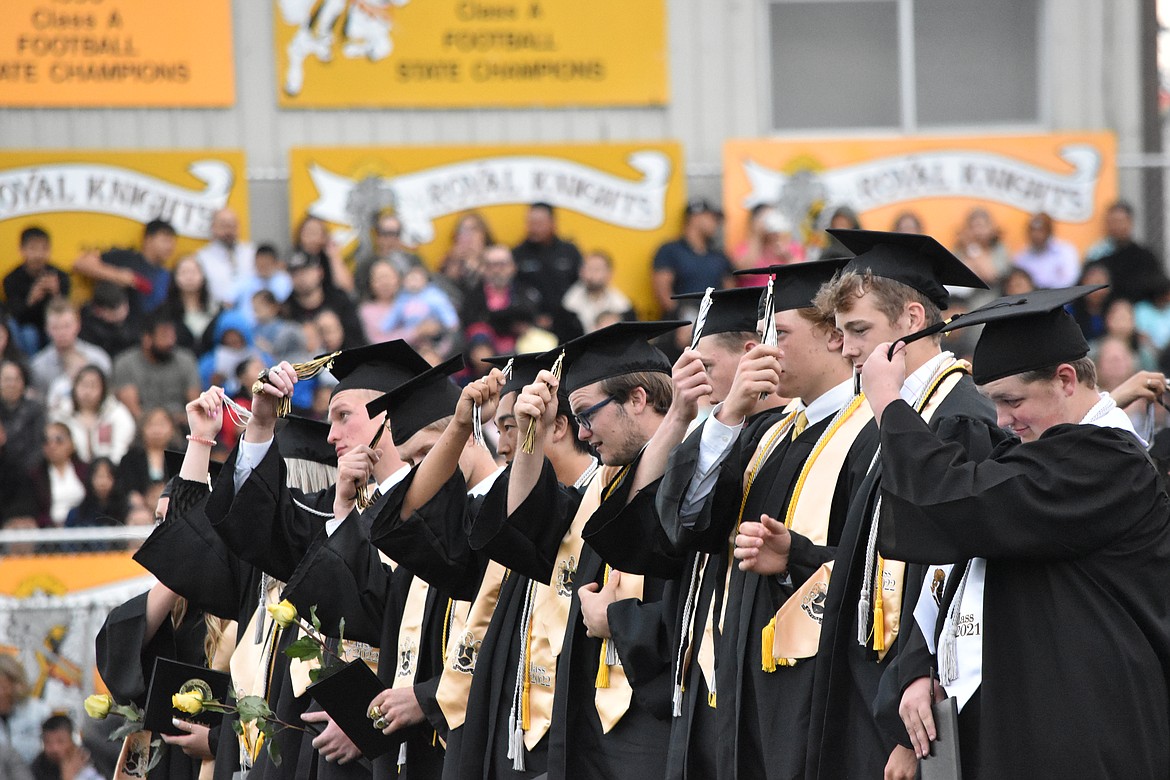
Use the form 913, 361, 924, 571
0, 161, 235, 239
742, 144, 1102, 223
306, 151, 673, 247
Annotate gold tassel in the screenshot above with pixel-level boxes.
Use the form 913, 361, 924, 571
253, 351, 341, 418
777, 657, 797, 667
872, 557, 886, 653
354, 419, 390, 510
761, 618, 777, 673
707, 691, 717, 708
520, 350, 564, 454
596, 641, 610, 688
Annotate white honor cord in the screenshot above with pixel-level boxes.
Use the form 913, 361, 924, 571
673, 552, 706, 717
939, 559, 972, 686
507, 581, 537, 771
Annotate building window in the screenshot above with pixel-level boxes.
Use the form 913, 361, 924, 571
768, 0, 1041, 131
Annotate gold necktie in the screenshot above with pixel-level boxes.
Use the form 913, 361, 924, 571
790, 410, 809, 441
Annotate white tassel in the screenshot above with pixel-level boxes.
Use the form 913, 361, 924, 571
672, 683, 683, 718
856, 595, 871, 647
605, 639, 619, 666
397, 743, 407, 767
939, 626, 958, 686
508, 708, 526, 771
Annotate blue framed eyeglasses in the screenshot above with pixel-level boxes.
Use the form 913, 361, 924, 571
572, 395, 617, 432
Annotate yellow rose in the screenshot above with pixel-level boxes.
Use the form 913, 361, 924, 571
266, 599, 298, 629
84, 694, 113, 720
172, 691, 204, 715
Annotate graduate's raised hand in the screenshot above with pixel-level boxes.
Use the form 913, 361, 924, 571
303, 710, 361, 764
719, 345, 781, 424
369, 686, 425, 734
186, 386, 226, 441
861, 341, 907, 424
249, 361, 298, 428
514, 370, 559, 433
578, 570, 621, 639
899, 674, 944, 759
669, 348, 712, 423
456, 368, 506, 427
334, 445, 381, 518
734, 514, 790, 574
1109, 369, 1169, 408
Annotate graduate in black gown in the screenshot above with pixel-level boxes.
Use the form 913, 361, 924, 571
444, 355, 601, 780
865, 285, 1170, 779
480, 321, 687, 780
804, 230, 1003, 780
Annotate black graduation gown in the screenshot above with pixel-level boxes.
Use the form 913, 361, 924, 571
469, 457, 672, 780
133, 476, 305, 780
877, 402, 1170, 778
806, 376, 999, 780
280, 466, 471, 779
95, 589, 209, 780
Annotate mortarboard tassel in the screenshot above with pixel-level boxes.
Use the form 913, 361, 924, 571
354, 418, 389, 511
520, 350, 564, 455
474, 358, 512, 447
761, 617, 777, 673
759, 277, 777, 401
398, 743, 407, 767
689, 287, 715, 350
252, 351, 342, 418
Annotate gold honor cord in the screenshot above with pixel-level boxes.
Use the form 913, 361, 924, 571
474, 358, 513, 447
251, 351, 343, 418
520, 350, 564, 455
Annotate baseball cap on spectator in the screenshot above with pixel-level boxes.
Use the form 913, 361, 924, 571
288, 251, 322, 272
685, 198, 724, 219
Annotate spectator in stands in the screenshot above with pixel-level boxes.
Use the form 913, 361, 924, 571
732, 205, 804, 281
0, 360, 45, 480
117, 406, 175, 499
195, 207, 256, 308
4, 226, 71, 352
0, 742, 32, 780
359, 259, 402, 344
356, 212, 423, 299
56, 365, 136, 465
653, 198, 733, 314
826, 205, 862, 230
1001, 265, 1037, 296
285, 250, 365, 347
312, 308, 350, 355
891, 210, 925, 233
294, 214, 354, 294
461, 244, 542, 341
72, 219, 177, 317
561, 250, 636, 332
1094, 335, 1140, 395
29, 299, 111, 407
29, 422, 88, 528
0, 654, 52, 766
1070, 262, 1113, 342
0, 321, 23, 367
64, 457, 128, 550
512, 202, 583, 330
111, 314, 200, 421
1013, 212, 1080, 288
199, 310, 268, 394
79, 283, 139, 359
123, 504, 155, 552
1099, 297, 1157, 370
1089, 200, 1165, 302
162, 256, 220, 352
1135, 276, 1170, 351
1, 514, 39, 556
954, 206, 1012, 293
234, 243, 293, 322
251, 290, 305, 359
438, 211, 493, 310
381, 265, 459, 352
30, 715, 102, 780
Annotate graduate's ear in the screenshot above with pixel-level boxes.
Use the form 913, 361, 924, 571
902, 300, 927, 333
1055, 363, 1079, 396
550, 413, 570, 445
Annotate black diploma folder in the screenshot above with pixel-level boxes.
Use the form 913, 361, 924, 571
143, 658, 231, 736
307, 659, 399, 760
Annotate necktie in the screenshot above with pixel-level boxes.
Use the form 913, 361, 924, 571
790, 410, 809, 441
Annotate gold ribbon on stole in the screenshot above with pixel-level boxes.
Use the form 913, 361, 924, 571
229, 577, 284, 767
592, 563, 645, 733
435, 560, 509, 730
197, 619, 238, 780
113, 729, 152, 779
866, 363, 967, 661
760, 395, 873, 670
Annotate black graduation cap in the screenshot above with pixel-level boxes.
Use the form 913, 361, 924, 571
276, 415, 337, 466
897, 285, 1103, 385
557, 320, 689, 394
164, 450, 224, 484
672, 287, 766, 336
828, 229, 987, 309
327, 340, 432, 397
483, 351, 552, 397
734, 257, 852, 312
365, 354, 465, 446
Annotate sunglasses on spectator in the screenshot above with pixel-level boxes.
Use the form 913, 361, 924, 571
377, 228, 401, 237
572, 395, 617, 432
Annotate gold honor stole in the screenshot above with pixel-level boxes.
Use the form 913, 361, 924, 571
435, 560, 509, 730
763, 394, 873, 670
229, 577, 285, 766
690, 410, 799, 706
866, 362, 967, 661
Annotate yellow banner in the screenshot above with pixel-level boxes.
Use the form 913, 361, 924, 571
274, 0, 666, 108
0, 0, 235, 108
0, 150, 249, 279
288, 141, 685, 316
722, 133, 1118, 257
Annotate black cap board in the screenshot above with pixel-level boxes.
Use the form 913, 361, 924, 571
365, 354, 465, 446
556, 320, 689, 394
483, 352, 553, 397
734, 257, 852, 312
828, 229, 988, 309
672, 287, 766, 336
898, 285, 1103, 385
328, 340, 432, 398
164, 450, 225, 484
276, 415, 338, 466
